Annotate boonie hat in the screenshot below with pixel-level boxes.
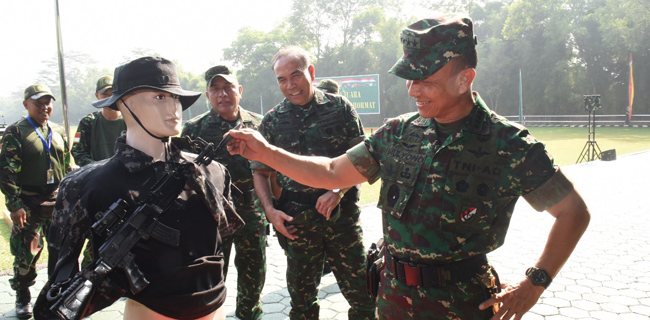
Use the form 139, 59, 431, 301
389, 14, 477, 80
316, 79, 339, 94
24, 84, 56, 101
205, 65, 238, 89
96, 76, 113, 94
93, 56, 201, 110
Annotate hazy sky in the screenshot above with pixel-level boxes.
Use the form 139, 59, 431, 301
0, 0, 293, 96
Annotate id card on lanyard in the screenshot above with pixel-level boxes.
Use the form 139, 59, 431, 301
26, 116, 55, 184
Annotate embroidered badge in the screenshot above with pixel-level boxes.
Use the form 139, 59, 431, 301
460, 207, 477, 222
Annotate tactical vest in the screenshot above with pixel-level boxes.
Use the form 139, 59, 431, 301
378, 106, 517, 255
271, 102, 352, 192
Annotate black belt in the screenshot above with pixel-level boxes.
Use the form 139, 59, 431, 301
240, 189, 256, 203
280, 188, 359, 206
388, 251, 489, 288
280, 189, 327, 206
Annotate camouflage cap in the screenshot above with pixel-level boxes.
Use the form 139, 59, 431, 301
96, 76, 113, 94
205, 65, 238, 89
24, 84, 56, 101
316, 79, 339, 94
389, 14, 477, 80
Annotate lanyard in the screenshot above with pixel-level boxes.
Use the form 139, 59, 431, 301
26, 116, 53, 166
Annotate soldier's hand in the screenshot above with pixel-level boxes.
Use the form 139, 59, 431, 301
266, 207, 297, 240
226, 128, 272, 162
479, 278, 544, 320
316, 191, 342, 220
10, 208, 27, 229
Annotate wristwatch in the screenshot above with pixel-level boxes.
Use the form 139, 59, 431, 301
332, 188, 345, 199
525, 267, 552, 289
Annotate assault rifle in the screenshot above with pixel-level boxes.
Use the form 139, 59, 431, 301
45, 133, 237, 320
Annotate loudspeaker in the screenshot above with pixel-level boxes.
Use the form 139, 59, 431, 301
601, 149, 616, 161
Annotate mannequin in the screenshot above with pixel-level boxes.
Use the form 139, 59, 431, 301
36, 57, 238, 320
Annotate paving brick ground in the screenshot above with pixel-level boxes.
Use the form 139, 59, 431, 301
1, 150, 649, 319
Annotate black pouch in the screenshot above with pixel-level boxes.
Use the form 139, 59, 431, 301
365, 238, 385, 297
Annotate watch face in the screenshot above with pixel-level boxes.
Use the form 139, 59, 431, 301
527, 267, 550, 288
532, 270, 547, 284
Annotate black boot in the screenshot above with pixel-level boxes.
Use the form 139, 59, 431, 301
15, 288, 33, 319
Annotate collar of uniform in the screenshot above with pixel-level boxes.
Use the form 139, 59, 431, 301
461, 92, 491, 135
238, 107, 257, 125
277, 90, 327, 114
412, 114, 433, 127
313, 89, 331, 105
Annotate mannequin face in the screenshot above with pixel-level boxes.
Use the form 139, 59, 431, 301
120, 89, 182, 137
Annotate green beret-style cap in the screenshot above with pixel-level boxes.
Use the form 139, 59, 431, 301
389, 14, 477, 80
316, 79, 339, 94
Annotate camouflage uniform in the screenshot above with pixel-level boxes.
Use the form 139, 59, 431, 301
0, 117, 70, 292
252, 90, 375, 320
71, 110, 126, 166
346, 94, 574, 319
182, 107, 267, 320
35, 136, 240, 319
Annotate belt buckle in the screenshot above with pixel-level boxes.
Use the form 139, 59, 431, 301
403, 262, 421, 287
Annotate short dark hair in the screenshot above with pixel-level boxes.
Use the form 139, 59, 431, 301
450, 48, 478, 74
271, 46, 311, 72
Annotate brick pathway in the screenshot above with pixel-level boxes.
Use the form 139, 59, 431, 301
1, 151, 649, 319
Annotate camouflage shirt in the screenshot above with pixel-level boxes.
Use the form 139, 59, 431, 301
182, 107, 265, 232
71, 110, 126, 166
0, 117, 71, 212
43, 136, 239, 318
347, 93, 573, 263
252, 90, 365, 193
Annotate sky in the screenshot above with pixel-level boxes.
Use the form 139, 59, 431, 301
0, 0, 294, 96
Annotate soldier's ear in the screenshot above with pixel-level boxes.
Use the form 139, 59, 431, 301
457, 68, 475, 94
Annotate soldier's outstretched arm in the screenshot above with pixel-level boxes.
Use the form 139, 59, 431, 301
480, 189, 590, 319
228, 128, 367, 190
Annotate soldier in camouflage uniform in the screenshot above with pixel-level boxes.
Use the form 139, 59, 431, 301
227, 14, 591, 319
181, 65, 267, 320
0, 84, 71, 319
35, 57, 240, 320
251, 46, 375, 320
71, 76, 126, 166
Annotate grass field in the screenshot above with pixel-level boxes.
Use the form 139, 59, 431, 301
0, 126, 649, 273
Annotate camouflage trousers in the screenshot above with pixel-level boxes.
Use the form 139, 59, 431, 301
222, 219, 267, 320
9, 194, 55, 291
284, 204, 375, 320
377, 266, 497, 319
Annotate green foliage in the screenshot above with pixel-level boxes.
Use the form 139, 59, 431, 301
1, 0, 649, 134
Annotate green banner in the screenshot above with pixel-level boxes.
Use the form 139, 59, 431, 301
315, 74, 380, 114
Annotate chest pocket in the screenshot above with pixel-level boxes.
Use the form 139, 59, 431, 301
439, 135, 503, 234
271, 110, 302, 153
378, 126, 429, 219
379, 158, 423, 219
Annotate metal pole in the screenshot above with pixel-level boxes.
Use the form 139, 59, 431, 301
260, 95, 264, 115
54, 0, 71, 149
